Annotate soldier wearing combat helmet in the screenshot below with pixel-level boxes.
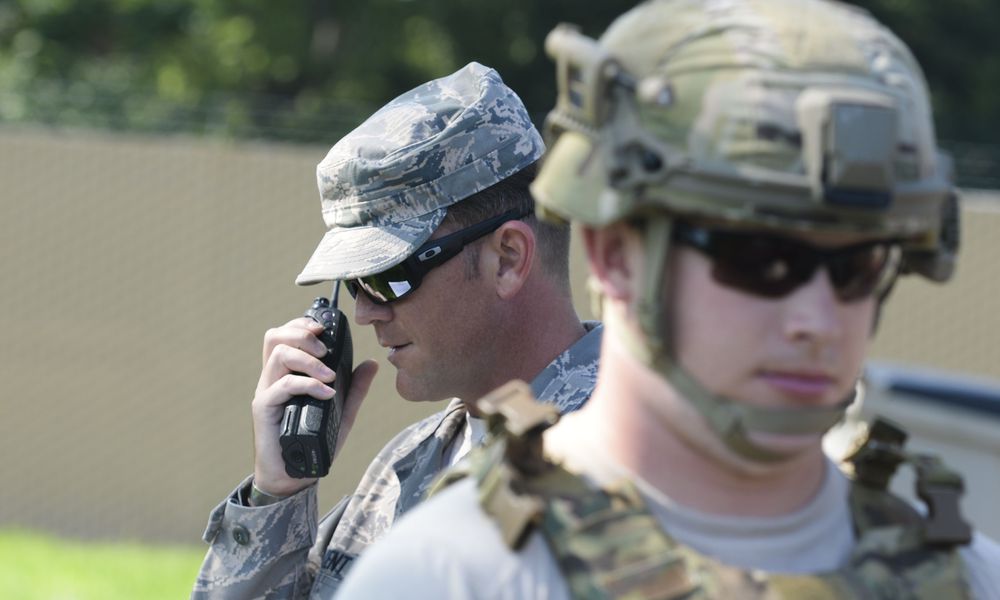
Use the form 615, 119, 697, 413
338, 1, 1000, 598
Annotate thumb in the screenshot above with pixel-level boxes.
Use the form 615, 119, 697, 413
334, 359, 379, 458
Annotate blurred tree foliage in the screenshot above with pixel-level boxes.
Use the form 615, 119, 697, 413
0, 0, 996, 154
853, 0, 1000, 145
0, 0, 635, 141
851, 0, 1000, 186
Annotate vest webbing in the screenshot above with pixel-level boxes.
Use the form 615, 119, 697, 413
435, 381, 974, 600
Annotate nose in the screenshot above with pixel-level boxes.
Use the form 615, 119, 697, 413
781, 267, 843, 346
353, 290, 393, 325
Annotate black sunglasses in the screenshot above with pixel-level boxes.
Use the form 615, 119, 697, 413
672, 221, 901, 302
345, 209, 531, 305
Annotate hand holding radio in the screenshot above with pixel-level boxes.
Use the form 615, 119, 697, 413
278, 295, 353, 478
250, 285, 378, 498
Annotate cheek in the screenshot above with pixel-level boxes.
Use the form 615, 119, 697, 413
419, 268, 494, 353
669, 254, 770, 390
841, 299, 877, 369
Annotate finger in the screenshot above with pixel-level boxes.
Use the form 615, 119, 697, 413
261, 320, 328, 365
334, 360, 380, 457
342, 360, 379, 428
257, 344, 335, 393
253, 373, 335, 414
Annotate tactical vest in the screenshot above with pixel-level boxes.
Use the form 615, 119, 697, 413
431, 381, 974, 600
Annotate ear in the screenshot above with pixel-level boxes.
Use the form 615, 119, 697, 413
487, 221, 536, 300
581, 222, 636, 303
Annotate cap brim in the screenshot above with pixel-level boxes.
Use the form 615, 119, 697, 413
295, 208, 446, 285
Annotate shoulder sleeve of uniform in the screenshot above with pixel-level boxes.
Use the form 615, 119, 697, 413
530, 323, 601, 414
192, 475, 319, 599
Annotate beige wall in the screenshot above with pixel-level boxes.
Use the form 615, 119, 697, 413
868, 191, 1000, 376
1, 127, 997, 546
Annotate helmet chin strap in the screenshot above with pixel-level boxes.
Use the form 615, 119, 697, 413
613, 214, 854, 463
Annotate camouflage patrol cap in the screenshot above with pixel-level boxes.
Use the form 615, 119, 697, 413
296, 62, 544, 285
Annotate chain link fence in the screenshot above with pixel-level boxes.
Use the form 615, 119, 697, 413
0, 81, 375, 145
3, 81, 1000, 190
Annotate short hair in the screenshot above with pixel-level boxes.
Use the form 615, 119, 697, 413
442, 161, 571, 286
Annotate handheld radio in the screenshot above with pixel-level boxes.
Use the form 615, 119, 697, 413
278, 282, 353, 478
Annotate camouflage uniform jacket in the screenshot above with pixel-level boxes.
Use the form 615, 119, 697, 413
192, 321, 601, 599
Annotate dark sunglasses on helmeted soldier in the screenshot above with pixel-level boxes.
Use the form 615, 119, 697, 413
671, 221, 902, 302
345, 209, 532, 305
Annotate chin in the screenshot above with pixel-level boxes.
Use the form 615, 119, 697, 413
395, 377, 444, 403
394, 376, 423, 403
744, 431, 826, 460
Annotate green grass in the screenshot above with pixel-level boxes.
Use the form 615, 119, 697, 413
0, 529, 205, 600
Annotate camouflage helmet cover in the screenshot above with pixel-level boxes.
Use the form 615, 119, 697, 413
533, 0, 958, 281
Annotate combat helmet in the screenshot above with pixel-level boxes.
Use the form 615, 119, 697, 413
532, 0, 960, 462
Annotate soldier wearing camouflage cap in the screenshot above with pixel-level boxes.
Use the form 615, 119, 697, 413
338, 1, 1000, 598
192, 62, 601, 599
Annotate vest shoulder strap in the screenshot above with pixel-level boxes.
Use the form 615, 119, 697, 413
842, 416, 972, 546
459, 381, 699, 597
426, 380, 558, 547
